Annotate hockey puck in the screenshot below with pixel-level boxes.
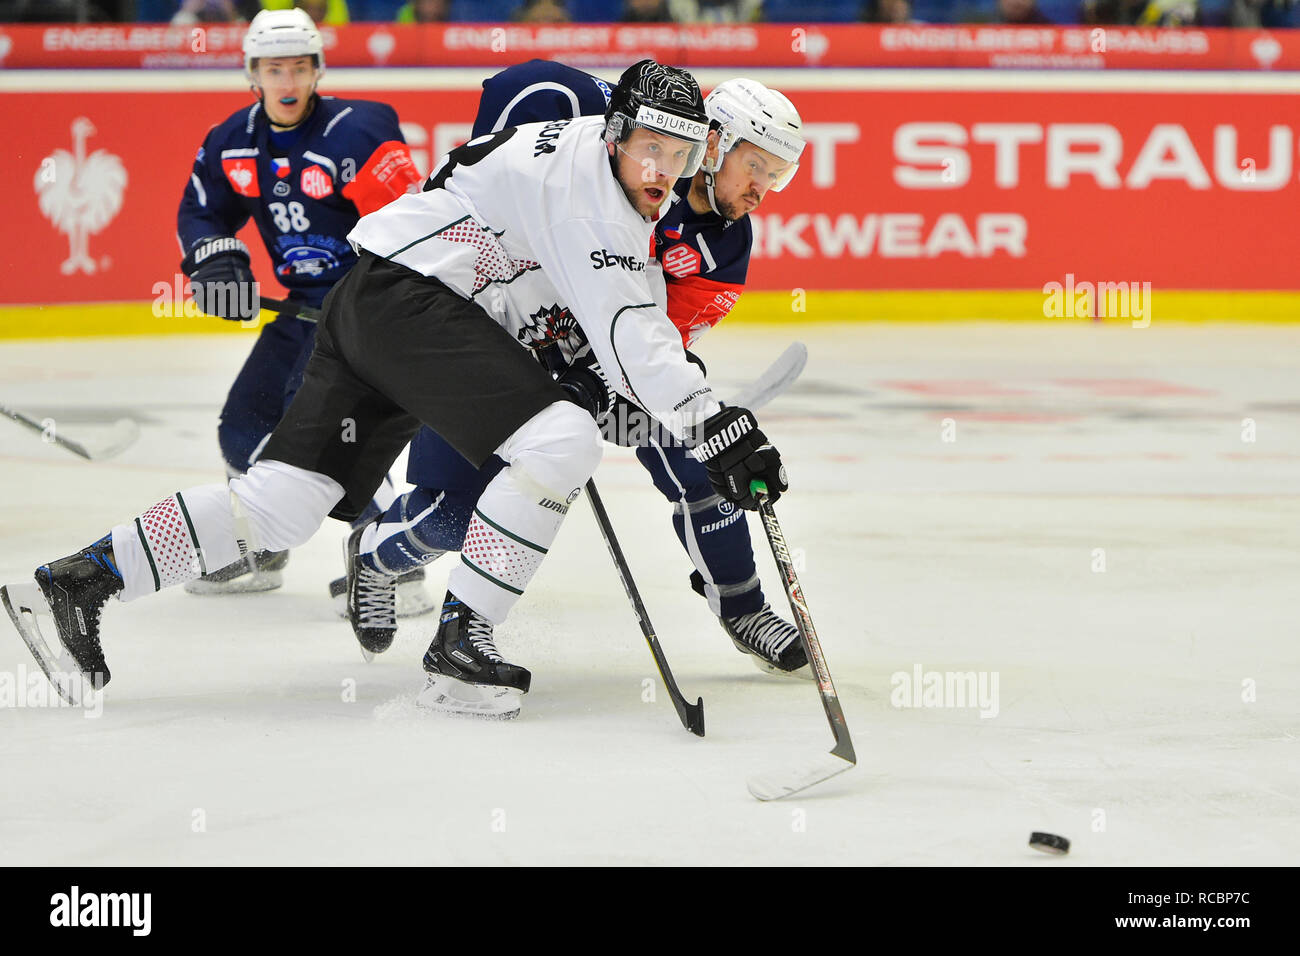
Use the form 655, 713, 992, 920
1028, 832, 1070, 855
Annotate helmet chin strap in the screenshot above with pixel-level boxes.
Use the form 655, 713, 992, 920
702, 151, 725, 217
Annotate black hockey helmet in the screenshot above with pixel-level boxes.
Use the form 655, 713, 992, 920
604, 59, 711, 179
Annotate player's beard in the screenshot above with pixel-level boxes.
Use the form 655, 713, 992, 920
616, 175, 665, 219
714, 185, 761, 223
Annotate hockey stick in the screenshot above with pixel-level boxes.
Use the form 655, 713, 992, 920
729, 342, 807, 412
745, 481, 856, 800
1, 403, 139, 461
585, 478, 705, 737
258, 295, 322, 323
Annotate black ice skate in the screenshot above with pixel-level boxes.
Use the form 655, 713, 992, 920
343, 524, 397, 660
418, 592, 530, 719
721, 604, 813, 680
183, 549, 288, 594
329, 565, 437, 620
0, 534, 124, 705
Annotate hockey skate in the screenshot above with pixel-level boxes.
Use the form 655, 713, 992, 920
0, 535, 123, 705
328, 565, 437, 620
183, 549, 288, 594
721, 604, 813, 680
342, 524, 399, 660
417, 592, 530, 719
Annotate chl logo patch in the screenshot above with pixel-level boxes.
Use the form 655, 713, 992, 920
300, 165, 333, 200
662, 243, 702, 279
222, 158, 259, 197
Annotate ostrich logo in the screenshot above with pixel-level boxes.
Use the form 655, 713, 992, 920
34, 117, 128, 275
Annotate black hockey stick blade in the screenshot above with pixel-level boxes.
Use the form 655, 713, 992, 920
258, 295, 322, 323
585, 479, 704, 736
746, 482, 856, 799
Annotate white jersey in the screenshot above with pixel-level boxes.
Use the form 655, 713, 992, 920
347, 116, 720, 436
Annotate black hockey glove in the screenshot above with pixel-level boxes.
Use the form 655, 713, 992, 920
690, 406, 787, 510
556, 355, 614, 420
182, 236, 258, 321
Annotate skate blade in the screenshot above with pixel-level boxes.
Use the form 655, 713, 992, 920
183, 570, 283, 595
749, 656, 815, 682
415, 673, 522, 720
1, 582, 97, 708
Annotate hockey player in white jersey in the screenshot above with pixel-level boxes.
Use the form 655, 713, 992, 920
0, 60, 788, 720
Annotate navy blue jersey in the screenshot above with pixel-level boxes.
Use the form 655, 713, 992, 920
179, 96, 419, 308
471, 58, 613, 139
470, 60, 751, 347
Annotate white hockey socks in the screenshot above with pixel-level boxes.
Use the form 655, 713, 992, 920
447, 402, 602, 624
110, 461, 344, 602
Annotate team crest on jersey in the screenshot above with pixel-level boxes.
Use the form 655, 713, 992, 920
662, 243, 702, 279
300, 164, 333, 199
222, 158, 259, 197
275, 245, 341, 278
517, 303, 582, 359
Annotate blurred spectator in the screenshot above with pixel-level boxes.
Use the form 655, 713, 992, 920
1082, 0, 1196, 21
514, 0, 570, 20
861, 0, 915, 21
1080, 0, 1143, 20
259, 0, 350, 26
667, 0, 763, 22
997, 0, 1053, 22
623, 0, 674, 20
1136, 0, 1198, 22
1230, 0, 1297, 24
171, 0, 252, 24
396, 0, 451, 20
0, 0, 116, 19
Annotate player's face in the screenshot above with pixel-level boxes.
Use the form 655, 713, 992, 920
611, 128, 698, 217
254, 56, 318, 128
709, 141, 796, 221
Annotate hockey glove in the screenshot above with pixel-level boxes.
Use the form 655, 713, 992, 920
690, 406, 787, 510
556, 356, 615, 421
182, 236, 258, 321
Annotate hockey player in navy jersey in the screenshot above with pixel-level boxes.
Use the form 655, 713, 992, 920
1, 60, 788, 721
344, 59, 811, 678
178, 7, 428, 607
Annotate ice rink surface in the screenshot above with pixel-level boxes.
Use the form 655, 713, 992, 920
0, 320, 1296, 866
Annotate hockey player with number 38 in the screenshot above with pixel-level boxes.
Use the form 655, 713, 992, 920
343, 59, 812, 680
0, 60, 788, 721
178, 8, 427, 603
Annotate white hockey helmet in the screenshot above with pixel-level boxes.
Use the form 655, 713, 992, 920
704, 79, 804, 192
243, 8, 325, 80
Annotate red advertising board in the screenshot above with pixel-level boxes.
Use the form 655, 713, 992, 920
2, 23, 1300, 70
4, 78, 1298, 306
